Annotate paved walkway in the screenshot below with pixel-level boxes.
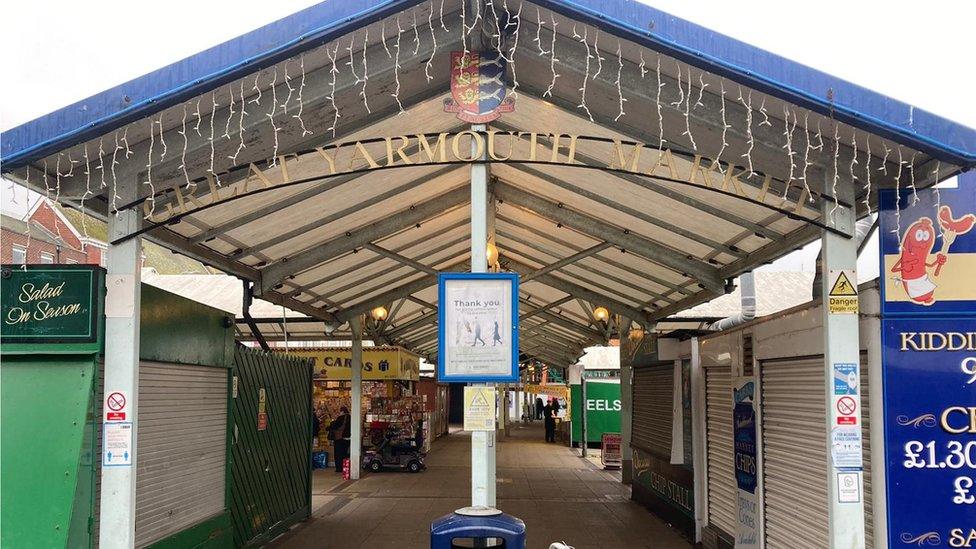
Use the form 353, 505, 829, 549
269, 423, 691, 548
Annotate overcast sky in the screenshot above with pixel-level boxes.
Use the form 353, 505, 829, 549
2, 0, 973, 278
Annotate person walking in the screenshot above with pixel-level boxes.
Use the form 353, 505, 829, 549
543, 399, 556, 443
328, 406, 351, 473
492, 320, 502, 346
473, 321, 486, 346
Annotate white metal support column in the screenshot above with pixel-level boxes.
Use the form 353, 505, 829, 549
619, 317, 633, 484
470, 123, 496, 507
99, 190, 142, 548
690, 336, 706, 543
350, 316, 363, 480
820, 170, 866, 548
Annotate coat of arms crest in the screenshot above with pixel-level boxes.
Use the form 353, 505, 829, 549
444, 51, 515, 123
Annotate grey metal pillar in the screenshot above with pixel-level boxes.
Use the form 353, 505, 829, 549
820, 170, 865, 547
350, 316, 363, 480
581, 370, 588, 458
99, 189, 142, 548
470, 123, 496, 507
619, 317, 634, 484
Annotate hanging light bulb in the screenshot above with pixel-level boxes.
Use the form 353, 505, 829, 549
593, 306, 610, 322
486, 240, 499, 265
370, 306, 389, 321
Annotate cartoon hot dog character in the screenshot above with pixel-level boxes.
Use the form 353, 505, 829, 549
891, 205, 975, 305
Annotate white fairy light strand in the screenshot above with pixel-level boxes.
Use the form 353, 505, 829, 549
223, 84, 236, 138
613, 41, 626, 121
179, 104, 193, 186
231, 81, 249, 164
293, 55, 313, 137
739, 88, 755, 176
592, 29, 604, 80
863, 137, 872, 216
439, 0, 448, 33
157, 114, 168, 161
849, 131, 859, 214
682, 68, 697, 151
249, 74, 263, 106
507, 1, 522, 99
391, 15, 405, 114
656, 57, 665, 148
543, 13, 559, 97
713, 80, 730, 172
669, 62, 684, 109
145, 118, 156, 220
193, 98, 204, 136
694, 73, 707, 109
781, 106, 796, 197
110, 133, 121, 214
893, 146, 903, 247
80, 143, 91, 238
412, 6, 421, 56
209, 91, 220, 180
425, 0, 436, 82
829, 121, 841, 223
281, 60, 295, 114
575, 26, 594, 122
638, 51, 648, 78
361, 30, 372, 113
534, 7, 548, 55
907, 151, 918, 205
267, 66, 280, 166
327, 43, 341, 135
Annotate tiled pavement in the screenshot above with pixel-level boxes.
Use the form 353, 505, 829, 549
269, 423, 692, 549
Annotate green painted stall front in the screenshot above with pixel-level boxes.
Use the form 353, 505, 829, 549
570, 379, 622, 444
230, 348, 313, 548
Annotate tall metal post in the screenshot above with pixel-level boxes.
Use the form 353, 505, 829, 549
470, 123, 496, 507
820, 170, 866, 548
350, 316, 363, 480
581, 369, 588, 458
619, 317, 634, 484
99, 189, 142, 548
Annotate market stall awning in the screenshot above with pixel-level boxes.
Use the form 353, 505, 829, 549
3, 0, 973, 366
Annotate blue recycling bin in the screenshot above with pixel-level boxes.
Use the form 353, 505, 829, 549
430, 508, 525, 549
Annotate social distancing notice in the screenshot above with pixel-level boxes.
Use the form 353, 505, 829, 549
463, 386, 495, 431
827, 269, 858, 314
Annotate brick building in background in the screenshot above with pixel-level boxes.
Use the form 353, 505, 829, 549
1, 199, 105, 265
2, 195, 212, 274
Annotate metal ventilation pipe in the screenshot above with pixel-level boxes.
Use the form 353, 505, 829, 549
707, 271, 756, 331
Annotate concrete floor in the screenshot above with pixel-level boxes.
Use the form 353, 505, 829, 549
269, 423, 692, 549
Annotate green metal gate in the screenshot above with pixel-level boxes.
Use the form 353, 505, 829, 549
230, 347, 313, 547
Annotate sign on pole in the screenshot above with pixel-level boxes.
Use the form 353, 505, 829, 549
732, 376, 760, 548
463, 386, 496, 431
437, 272, 519, 383
879, 185, 976, 547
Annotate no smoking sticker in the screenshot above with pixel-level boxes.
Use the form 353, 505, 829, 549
836, 396, 857, 416
106, 391, 128, 421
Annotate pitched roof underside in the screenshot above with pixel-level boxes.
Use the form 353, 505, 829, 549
2, 0, 971, 366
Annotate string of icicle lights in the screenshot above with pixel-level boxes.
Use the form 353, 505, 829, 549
21, 0, 916, 243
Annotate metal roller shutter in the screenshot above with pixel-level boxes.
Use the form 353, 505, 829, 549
761, 357, 827, 548
760, 356, 873, 549
704, 364, 735, 537
134, 361, 228, 547
631, 364, 673, 458
860, 357, 874, 549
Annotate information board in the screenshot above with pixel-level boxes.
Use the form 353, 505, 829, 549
880, 184, 976, 548
882, 317, 975, 546
437, 272, 519, 382
732, 377, 760, 548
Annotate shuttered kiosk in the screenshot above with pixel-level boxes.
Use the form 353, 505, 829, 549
760, 355, 874, 549
702, 358, 736, 545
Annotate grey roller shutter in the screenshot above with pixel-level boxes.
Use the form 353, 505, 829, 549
631, 364, 673, 458
860, 357, 874, 549
134, 361, 228, 547
760, 356, 873, 549
704, 363, 735, 538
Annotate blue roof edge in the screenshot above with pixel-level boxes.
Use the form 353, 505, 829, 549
3, 0, 974, 171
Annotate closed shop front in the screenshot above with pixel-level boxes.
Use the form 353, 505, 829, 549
703, 361, 735, 543
631, 363, 695, 538
760, 355, 873, 549
135, 361, 229, 547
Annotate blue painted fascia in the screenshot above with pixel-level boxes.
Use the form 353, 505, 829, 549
3, 0, 974, 171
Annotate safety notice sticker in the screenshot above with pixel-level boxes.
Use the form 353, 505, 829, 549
830, 426, 863, 470
105, 390, 127, 421
103, 422, 133, 467
832, 363, 858, 395
827, 270, 858, 314
463, 386, 495, 431
837, 472, 861, 503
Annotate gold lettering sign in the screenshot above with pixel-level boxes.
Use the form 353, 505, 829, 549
142, 132, 819, 224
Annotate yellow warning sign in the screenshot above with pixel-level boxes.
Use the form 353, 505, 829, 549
463, 386, 495, 431
828, 270, 859, 314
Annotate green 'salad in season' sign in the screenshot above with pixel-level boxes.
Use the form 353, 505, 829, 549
1, 265, 103, 345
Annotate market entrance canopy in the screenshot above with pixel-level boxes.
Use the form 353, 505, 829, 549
3, 0, 974, 365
